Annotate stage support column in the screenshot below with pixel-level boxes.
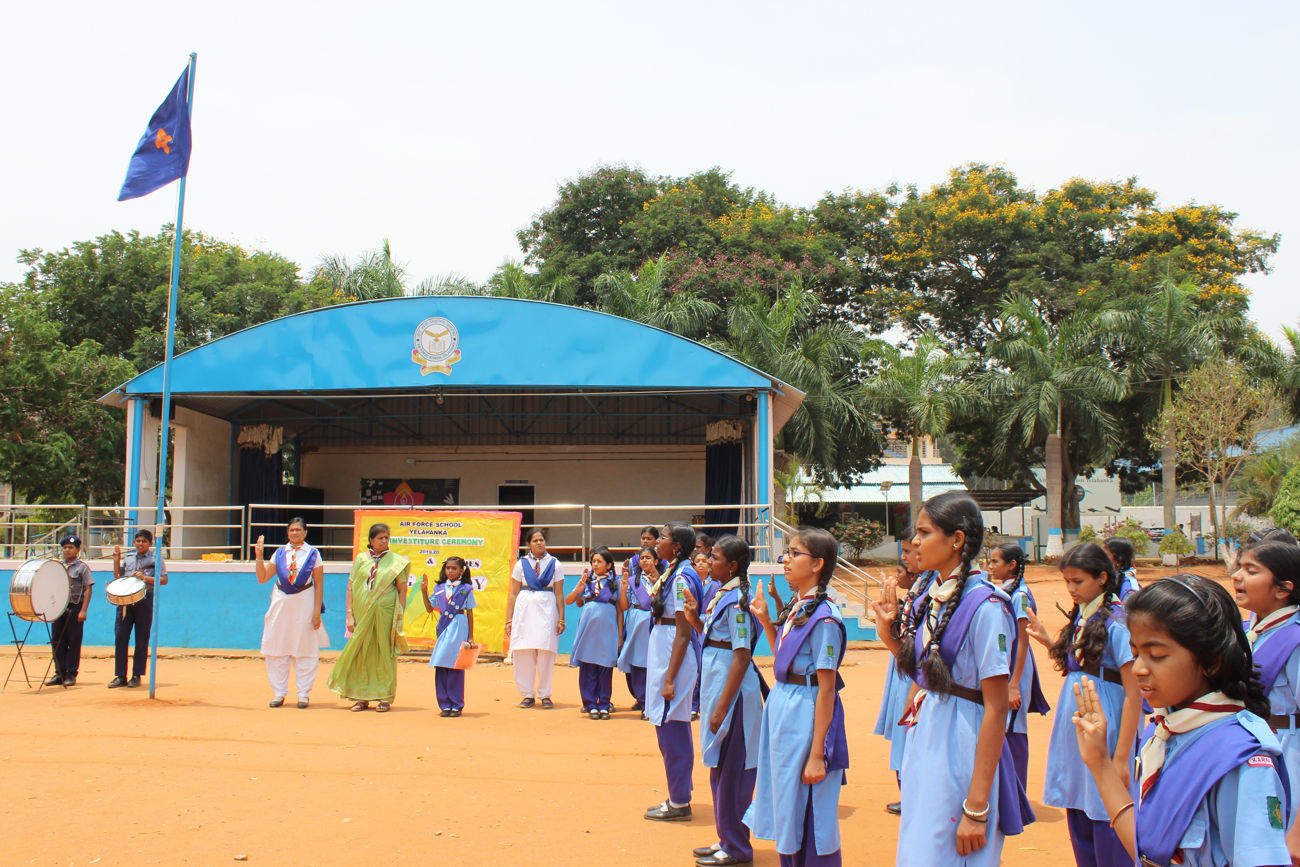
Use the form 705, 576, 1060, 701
756, 390, 774, 562
125, 397, 145, 537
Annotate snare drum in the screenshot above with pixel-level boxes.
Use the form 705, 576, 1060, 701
106, 576, 147, 606
9, 559, 71, 622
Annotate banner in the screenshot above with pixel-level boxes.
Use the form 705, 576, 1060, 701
351, 509, 522, 654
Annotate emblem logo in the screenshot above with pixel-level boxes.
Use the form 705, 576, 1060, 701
412, 316, 461, 376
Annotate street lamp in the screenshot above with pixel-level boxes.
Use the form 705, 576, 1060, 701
880, 480, 894, 537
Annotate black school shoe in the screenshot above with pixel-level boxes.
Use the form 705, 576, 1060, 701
693, 845, 720, 858
127, 676, 141, 688
644, 801, 691, 821
696, 854, 749, 866
45, 675, 65, 687
107, 676, 128, 688
885, 801, 901, 815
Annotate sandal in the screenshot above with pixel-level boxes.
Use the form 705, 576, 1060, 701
376, 702, 391, 713
540, 698, 554, 709
350, 701, 369, 712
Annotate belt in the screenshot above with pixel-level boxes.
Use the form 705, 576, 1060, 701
948, 683, 985, 705
784, 673, 815, 686
1269, 712, 1300, 729
654, 616, 677, 626
705, 639, 732, 651
1080, 665, 1124, 686
522, 585, 552, 592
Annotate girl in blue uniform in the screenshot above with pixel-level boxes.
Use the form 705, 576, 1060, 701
1102, 538, 1141, 600
420, 556, 476, 717
1231, 540, 1300, 854
683, 535, 763, 867
619, 545, 661, 717
1073, 575, 1292, 867
987, 541, 1050, 791
1030, 542, 1140, 867
693, 550, 720, 720
644, 522, 704, 822
873, 529, 921, 816
745, 526, 848, 867
872, 491, 1031, 865
568, 546, 622, 719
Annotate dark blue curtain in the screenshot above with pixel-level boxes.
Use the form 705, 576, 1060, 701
704, 441, 743, 539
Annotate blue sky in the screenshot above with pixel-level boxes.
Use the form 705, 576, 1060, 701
3, 1, 1295, 341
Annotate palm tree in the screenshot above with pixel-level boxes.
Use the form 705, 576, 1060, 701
717, 281, 881, 487
868, 333, 982, 528
988, 294, 1128, 556
1100, 275, 1237, 532
311, 239, 407, 300
594, 257, 720, 340
1278, 325, 1300, 422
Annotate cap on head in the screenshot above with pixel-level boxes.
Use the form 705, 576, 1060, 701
60, 534, 82, 549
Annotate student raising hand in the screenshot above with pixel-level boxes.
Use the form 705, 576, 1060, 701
1024, 606, 1053, 648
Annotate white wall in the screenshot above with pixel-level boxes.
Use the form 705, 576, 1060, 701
171, 407, 234, 556
302, 444, 707, 555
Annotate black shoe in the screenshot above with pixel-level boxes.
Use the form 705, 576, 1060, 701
45, 675, 64, 687
540, 698, 554, 709
696, 854, 749, 866
599, 710, 610, 720
440, 709, 452, 717
269, 697, 285, 708
107, 676, 128, 688
63, 676, 76, 686
631, 701, 645, 711
886, 801, 901, 815
127, 676, 141, 688
450, 709, 462, 717
644, 801, 691, 821
589, 709, 601, 720
518, 697, 535, 708
296, 700, 309, 709
693, 846, 721, 859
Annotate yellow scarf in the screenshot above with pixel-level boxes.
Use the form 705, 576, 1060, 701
922, 569, 962, 647
1071, 594, 1107, 664
704, 577, 742, 618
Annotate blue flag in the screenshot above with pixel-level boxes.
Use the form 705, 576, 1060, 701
118, 66, 192, 201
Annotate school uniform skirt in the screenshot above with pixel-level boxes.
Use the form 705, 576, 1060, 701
699, 645, 762, 768
570, 602, 618, 668
646, 622, 696, 725
873, 662, 913, 773
429, 612, 469, 668
618, 607, 652, 671
744, 681, 843, 856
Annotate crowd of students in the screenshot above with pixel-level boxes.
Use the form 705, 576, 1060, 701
45, 498, 1300, 865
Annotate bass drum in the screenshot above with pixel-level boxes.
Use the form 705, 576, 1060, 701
9, 559, 71, 622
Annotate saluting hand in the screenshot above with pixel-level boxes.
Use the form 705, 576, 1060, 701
870, 576, 900, 634
681, 585, 698, 621
766, 578, 784, 612
254, 535, 265, 556
749, 582, 772, 627
1024, 607, 1052, 647
1071, 677, 1111, 772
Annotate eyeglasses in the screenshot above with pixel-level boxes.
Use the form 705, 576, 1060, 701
783, 549, 814, 562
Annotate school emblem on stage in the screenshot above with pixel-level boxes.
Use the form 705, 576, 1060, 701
412, 316, 461, 376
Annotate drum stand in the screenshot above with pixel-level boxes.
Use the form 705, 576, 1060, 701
3, 612, 58, 693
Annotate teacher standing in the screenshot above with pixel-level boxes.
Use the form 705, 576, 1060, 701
253, 517, 329, 709
328, 523, 409, 712
506, 528, 565, 708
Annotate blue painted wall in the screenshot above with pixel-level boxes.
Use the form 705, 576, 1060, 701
2, 566, 871, 655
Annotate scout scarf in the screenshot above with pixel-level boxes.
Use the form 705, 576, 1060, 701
922, 572, 961, 647
274, 543, 318, 595
1138, 691, 1245, 802
521, 555, 557, 591
436, 581, 473, 616
704, 577, 742, 618
1247, 605, 1300, 645
365, 548, 388, 591
1071, 594, 1108, 664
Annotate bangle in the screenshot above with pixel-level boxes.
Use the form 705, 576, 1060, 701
1108, 801, 1134, 828
961, 799, 989, 820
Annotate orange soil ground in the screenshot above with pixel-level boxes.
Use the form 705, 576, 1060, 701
0, 564, 1227, 866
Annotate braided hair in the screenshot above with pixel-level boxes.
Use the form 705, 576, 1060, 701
1247, 526, 1299, 547
995, 542, 1027, 596
775, 527, 839, 632
651, 522, 696, 618
712, 535, 752, 621
894, 492, 984, 697
1126, 575, 1270, 718
1102, 537, 1134, 573
1048, 542, 1123, 673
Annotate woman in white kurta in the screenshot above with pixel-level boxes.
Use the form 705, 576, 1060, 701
253, 518, 329, 708
506, 528, 566, 708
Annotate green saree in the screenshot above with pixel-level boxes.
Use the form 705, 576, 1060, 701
328, 550, 410, 702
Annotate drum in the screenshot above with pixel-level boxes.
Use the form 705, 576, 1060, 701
106, 576, 147, 607
9, 559, 71, 622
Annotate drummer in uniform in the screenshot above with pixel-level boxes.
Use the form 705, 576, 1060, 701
108, 528, 167, 688
46, 534, 94, 687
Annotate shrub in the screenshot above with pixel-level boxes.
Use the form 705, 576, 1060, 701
1078, 525, 1098, 543
1112, 518, 1151, 554
1221, 520, 1254, 547
1159, 527, 1194, 558
833, 515, 885, 559
1271, 463, 1300, 538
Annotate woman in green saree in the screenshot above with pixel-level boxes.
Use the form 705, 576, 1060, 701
328, 523, 410, 712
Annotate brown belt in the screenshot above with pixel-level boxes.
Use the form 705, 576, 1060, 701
1269, 712, 1300, 729
784, 673, 814, 686
705, 639, 732, 651
654, 617, 676, 626
948, 683, 985, 705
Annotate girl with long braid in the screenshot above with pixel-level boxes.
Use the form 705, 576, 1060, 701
1073, 575, 1291, 866
682, 535, 764, 867
871, 491, 1032, 865
987, 541, 1050, 791
1102, 537, 1141, 600
643, 522, 705, 822
1027, 542, 1141, 867
745, 526, 848, 866
619, 543, 665, 715
872, 528, 925, 816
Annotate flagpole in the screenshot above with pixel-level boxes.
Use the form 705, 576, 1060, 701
149, 51, 196, 700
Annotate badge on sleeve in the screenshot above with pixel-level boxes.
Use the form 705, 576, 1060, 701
825, 643, 835, 658
736, 610, 746, 624
1269, 795, 1284, 829
998, 634, 1007, 652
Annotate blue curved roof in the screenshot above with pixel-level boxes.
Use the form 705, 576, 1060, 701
107, 295, 793, 399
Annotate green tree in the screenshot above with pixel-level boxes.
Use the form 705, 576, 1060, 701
868, 333, 981, 526
986, 295, 1129, 554
1232, 434, 1300, 519
1271, 463, 1300, 539
595, 257, 720, 339
0, 285, 136, 503
309, 238, 406, 301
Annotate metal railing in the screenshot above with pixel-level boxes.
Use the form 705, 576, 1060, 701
771, 516, 877, 612
589, 503, 775, 560
0, 504, 87, 560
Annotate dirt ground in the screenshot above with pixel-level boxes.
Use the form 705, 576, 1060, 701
0, 564, 1227, 866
